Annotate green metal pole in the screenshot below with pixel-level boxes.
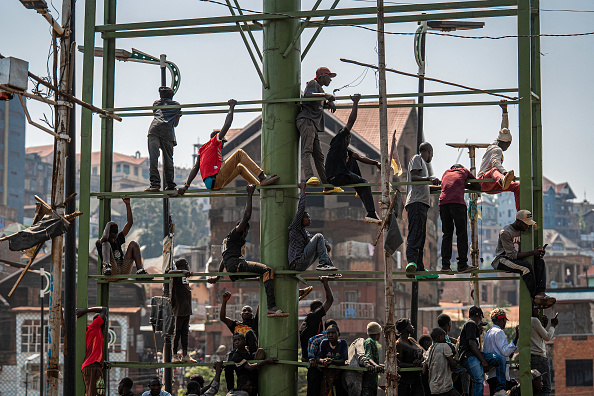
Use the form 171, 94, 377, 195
75, 0, 97, 394
531, 0, 543, 240
260, 0, 300, 393
518, 0, 534, 394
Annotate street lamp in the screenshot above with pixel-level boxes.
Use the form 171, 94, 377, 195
19, 0, 65, 36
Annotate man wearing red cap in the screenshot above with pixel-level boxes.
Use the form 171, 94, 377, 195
483, 308, 518, 395
492, 209, 556, 308
296, 67, 342, 193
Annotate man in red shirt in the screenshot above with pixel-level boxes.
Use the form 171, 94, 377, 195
76, 306, 107, 396
439, 164, 479, 273
178, 99, 279, 195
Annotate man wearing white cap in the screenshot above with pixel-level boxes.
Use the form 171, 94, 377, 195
477, 100, 520, 211
492, 210, 556, 308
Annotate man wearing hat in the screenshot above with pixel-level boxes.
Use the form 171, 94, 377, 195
492, 210, 556, 308
458, 306, 507, 396
483, 308, 519, 395
145, 86, 182, 192
362, 322, 384, 396
178, 99, 279, 195
477, 100, 520, 210
296, 67, 343, 193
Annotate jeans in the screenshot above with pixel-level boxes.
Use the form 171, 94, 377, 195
452, 365, 470, 395
496, 257, 546, 297
328, 172, 376, 214
440, 203, 469, 267
297, 118, 328, 183
406, 202, 430, 271
148, 134, 176, 189
531, 355, 551, 396
234, 260, 277, 309
173, 315, 190, 353
213, 149, 262, 189
462, 353, 506, 396
479, 168, 520, 211
292, 233, 331, 271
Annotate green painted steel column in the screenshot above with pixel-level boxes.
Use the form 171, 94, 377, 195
260, 0, 300, 394
518, 0, 534, 394
75, 0, 97, 394
531, 0, 543, 242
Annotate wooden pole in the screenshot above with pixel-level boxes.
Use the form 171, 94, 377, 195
468, 147, 480, 306
378, 0, 398, 394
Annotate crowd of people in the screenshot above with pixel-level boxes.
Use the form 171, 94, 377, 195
81, 67, 557, 395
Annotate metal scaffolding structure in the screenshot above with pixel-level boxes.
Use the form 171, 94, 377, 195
76, 0, 543, 395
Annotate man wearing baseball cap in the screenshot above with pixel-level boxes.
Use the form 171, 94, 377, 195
477, 100, 521, 210
492, 210, 556, 308
483, 308, 519, 395
296, 67, 342, 193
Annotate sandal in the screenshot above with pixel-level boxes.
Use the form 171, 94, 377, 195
260, 174, 280, 186
103, 264, 112, 276
267, 309, 290, 318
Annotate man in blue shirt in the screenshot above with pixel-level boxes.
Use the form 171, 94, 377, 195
145, 86, 181, 192
141, 377, 171, 396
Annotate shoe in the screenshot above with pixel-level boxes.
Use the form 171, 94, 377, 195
260, 174, 280, 186
306, 177, 320, 185
171, 355, 181, 363
181, 354, 197, 363
299, 286, 314, 301
323, 187, 344, 194
316, 263, 338, 271
493, 390, 507, 396
165, 186, 177, 191
103, 264, 112, 276
440, 266, 452, 273
326, 273, 342, 279
406, 262, 417, 278
144, 186, 160, 192
415, 270, 439, 280
355, 192, 360, 199
364, 213, 382, 224
136, 268, 148, 275
268, 309, 290, 318
498, 170, 515, 190
457, 264, 478, 273
534, 294, 556, 309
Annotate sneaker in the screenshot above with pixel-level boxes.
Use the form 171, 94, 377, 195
406, 262, 417, 278
171, 355, 181, 363
144, 186, 160, 192
323, 187, 344, 194
103, 264, 112, 276
181, 354, 197, 363
457, 264, 478, 273
498, 170, 515, 190
493, 390, 508, 396
534, 294, 556, 309
326, 273, 343, 279
260, 174, 280, 186
415, 270, 439, 280
316, 263, 338, 271
299, 286, 314, 301
364, 213, 382, 224
136, 268, 148, 275
306, 177, 320, 185
440, 266, 452, 272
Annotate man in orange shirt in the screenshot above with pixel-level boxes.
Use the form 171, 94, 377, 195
76, 306, 107, 396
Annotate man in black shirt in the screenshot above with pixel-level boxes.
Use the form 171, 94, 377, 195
208, 184, 289, 318
227, 332, 277, 395
118, 377, 135, 396
220, 291, 259, 354
167, 258, 196, 363
459, 306, 507, 396
325, 94, 381, 224
96, 198, 149, 276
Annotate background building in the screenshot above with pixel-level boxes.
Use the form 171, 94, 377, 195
1, 100, 26, 222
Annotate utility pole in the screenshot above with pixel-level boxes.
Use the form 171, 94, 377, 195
48, 0, 73, 393
378, 1, 398, 395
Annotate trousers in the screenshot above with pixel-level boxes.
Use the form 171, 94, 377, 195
173, 315, 190, 353
531, 355, 552, 396
213, 149, 262, 189
463, 353, 506, 396
297, 118, 328, 183
406, 202, 430, 271
496, 257, 546, 297
440, 203, 469, 266
479, 168, 520, 211
148, 134, 176, 189
292, 233, 331, 271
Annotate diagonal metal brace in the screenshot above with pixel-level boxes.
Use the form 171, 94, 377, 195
231, 0, 263, 61
282, 0, 323, 58
225, 0, 268, 89
301, 0, 341, 61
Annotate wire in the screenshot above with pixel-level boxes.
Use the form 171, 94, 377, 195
332, 67, 370, 94
200, 0, 594, 40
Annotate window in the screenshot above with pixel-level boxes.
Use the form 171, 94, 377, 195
123, 164, 130, 175
344, 290, 358, 302
134, 166, 139, 176
566, 359, 593, 387
116, 164, 121, 173
92, 167, 97, 175
21, 319, 49, 353
109, 320, 122, 353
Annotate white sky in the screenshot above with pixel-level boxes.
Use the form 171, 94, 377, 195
3, 0, 594, 200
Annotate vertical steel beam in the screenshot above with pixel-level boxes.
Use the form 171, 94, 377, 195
76, 0, 97, 393
517, 0, 534, 394
260, 0, 300, 394
531, 0, 543, 243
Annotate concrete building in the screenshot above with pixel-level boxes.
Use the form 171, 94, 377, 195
543, 177, 579, 241
202, 100, 441, 352
0, 100, 26, 222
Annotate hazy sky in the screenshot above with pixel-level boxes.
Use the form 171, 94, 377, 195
3, 0, 594, 201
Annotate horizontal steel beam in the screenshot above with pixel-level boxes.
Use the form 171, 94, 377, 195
97, 0, 516, 33
101, 8, 517, 39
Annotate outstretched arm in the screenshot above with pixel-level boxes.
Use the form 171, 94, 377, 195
351, 152, 380, 170
179, 157, 200, 195
320, 276, 334, 313
236, 184, 256, 233
219, 292, 235, 329
500, 99, 509, 130
345, 94, 361, 132
76, 306, 107, 322
120, 198, 133, 236
218, 99, 237, 141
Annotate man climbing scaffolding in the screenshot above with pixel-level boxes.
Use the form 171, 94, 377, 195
207, 184, 289, 318
477, 100, 520, 210
178, 99, 279, 195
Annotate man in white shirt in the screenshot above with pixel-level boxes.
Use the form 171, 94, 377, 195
531, 308, 558, 396
483, 308, 518, 395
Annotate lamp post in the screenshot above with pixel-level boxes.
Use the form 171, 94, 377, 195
411, 20, 484, 339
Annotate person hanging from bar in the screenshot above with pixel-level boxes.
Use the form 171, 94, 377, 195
167, 258, 196, 363
297, 67, 343, 193
207, 184, 289, 318
325, 93, 382, 224
405, 142, 441, 279
177, 99, 279, 195
477, 100, 520, 210
439, 164, 479, 273
96, 198, 149, 276
491, 209, 556, 308
145, 86, 182, 192
288, 183, 338, 272
76, 306, 107, 396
